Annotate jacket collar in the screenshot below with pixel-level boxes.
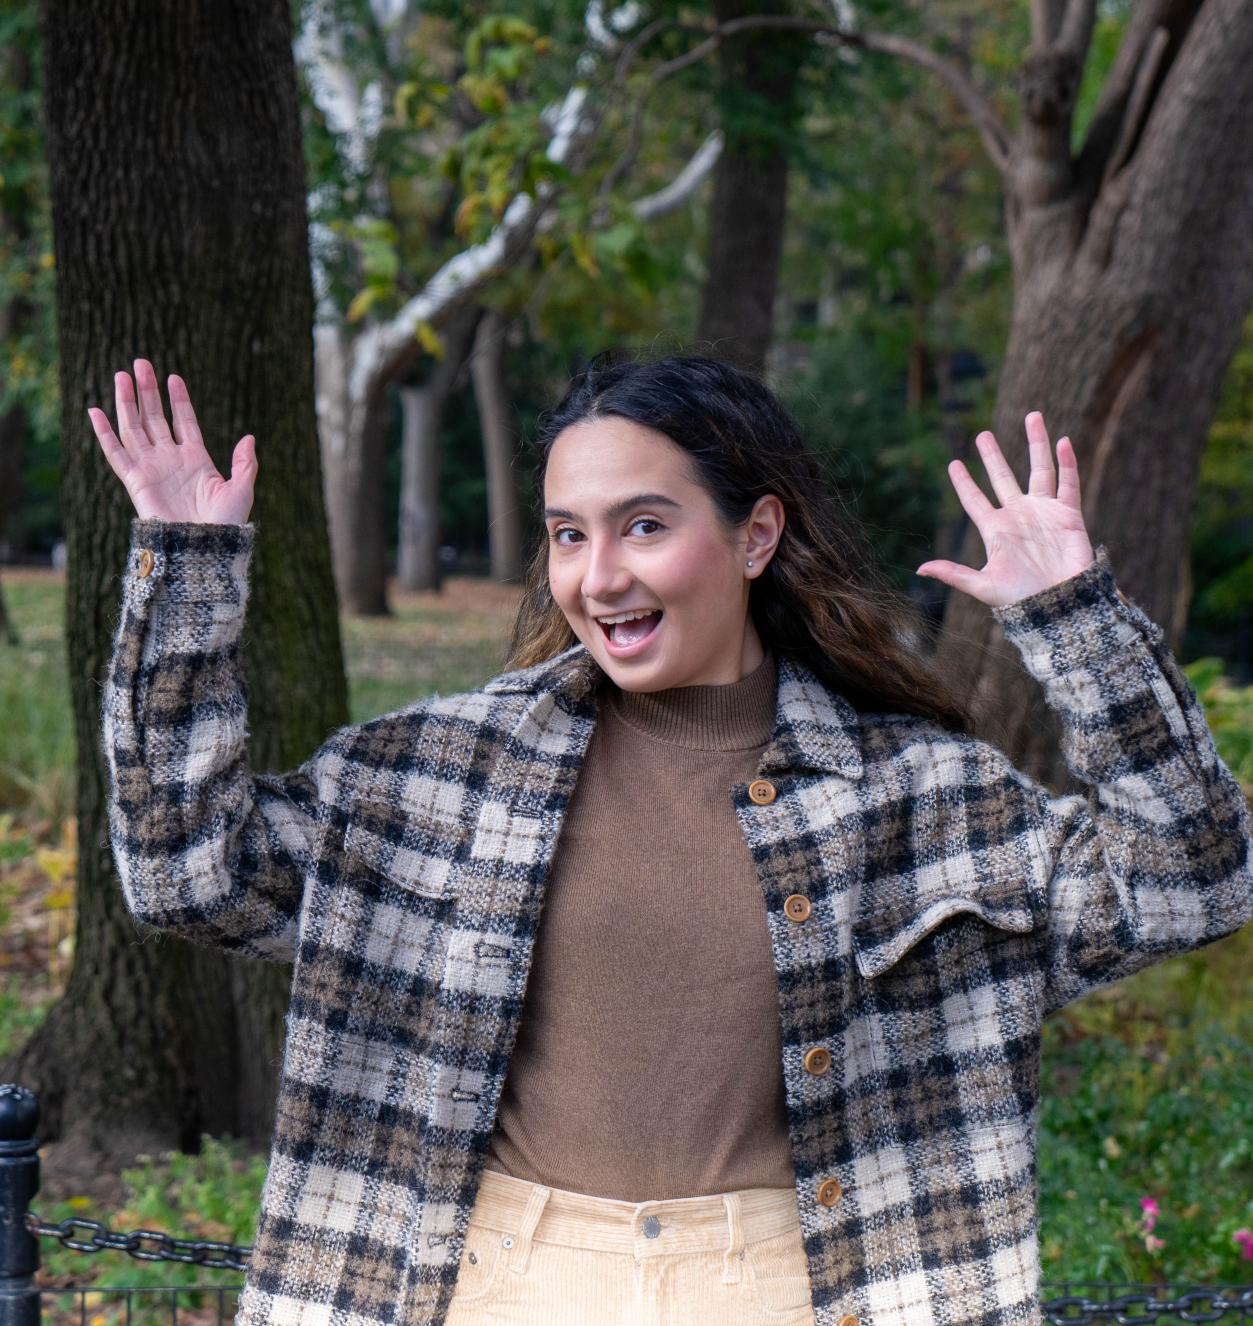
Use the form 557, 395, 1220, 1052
483, 643, 864, 781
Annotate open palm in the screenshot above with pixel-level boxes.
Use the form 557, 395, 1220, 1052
915, 411, 1095, 608
88, 358, 257, 525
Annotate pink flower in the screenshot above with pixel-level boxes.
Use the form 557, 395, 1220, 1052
1144, 1234, 1165, 1254
1234, 1229, 1253, 1261
1139, 1197, 1160, 1232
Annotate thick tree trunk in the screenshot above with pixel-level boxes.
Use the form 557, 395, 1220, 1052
471, 309, 526, 584
695, 0, 805, 376
397, 303, 482, 592
935, 0, 1253, 790
14, 0, 349, 1182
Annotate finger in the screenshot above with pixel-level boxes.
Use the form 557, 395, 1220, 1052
1055, 435, 1082, 510
134, 358, 176, 446
973, 429, 1024, 507
1024, 411, 1057, 498
88, 406, 134, 480
915, 559, 986, 598
945, 457, 998, 527
114, 370, 152, 448
168, 374, 206, 451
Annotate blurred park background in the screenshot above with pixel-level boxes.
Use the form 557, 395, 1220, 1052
0, 0, 1251, 1308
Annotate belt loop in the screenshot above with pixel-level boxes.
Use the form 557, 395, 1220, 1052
507, 1183, 551, 1275
720, 1192, 745, 1283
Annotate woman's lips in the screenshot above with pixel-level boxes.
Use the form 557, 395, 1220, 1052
598, 611, 663, 658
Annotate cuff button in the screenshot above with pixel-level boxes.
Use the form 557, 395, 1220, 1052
136, 548, 155, 577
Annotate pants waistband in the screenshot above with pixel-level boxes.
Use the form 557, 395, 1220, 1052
466, 1166, 801, 1279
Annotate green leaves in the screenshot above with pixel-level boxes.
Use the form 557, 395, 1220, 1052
332, 218, 400, 322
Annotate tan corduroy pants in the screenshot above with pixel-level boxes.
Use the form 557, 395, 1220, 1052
443, 1166, 818, 1325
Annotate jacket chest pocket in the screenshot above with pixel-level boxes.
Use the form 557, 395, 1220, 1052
858, 902, 1042, 1139
343, 806, 469, 900
302, 808, 472, 1043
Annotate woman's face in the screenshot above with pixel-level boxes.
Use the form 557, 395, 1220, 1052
543, 417, 783, 691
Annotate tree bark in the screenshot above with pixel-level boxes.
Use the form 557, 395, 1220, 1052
933, 0, 1253, 791
695, 0, 805, 376
471, 308, 526, 584
13, 0, 349, 1181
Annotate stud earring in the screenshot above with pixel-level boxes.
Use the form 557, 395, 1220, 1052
747, 560, 754, 568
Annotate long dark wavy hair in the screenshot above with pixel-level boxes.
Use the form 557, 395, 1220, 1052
506, 349, 976, 735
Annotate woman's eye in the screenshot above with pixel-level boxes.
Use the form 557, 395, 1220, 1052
551, 527, 581, 545
630, 518, 663, 535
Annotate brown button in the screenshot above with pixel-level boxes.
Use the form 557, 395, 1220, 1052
783, 894, 811, 923
803, 1046, 832, 1075
839, 1316, 859, 1326
136, 548, 155, 577
815, 1177, 842, 1206
748, 779, 777, 805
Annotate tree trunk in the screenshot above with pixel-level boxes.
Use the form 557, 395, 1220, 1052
397, 303, 482, 592
14, 0, 349, 1184
471, 308, 526, 584
935, 0, 1253, 791
695, 0, 805, 376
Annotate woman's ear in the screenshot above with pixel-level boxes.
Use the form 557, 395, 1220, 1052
744, 494, 785, 575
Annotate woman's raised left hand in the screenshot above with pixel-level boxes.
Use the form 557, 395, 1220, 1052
915, 411, 1095, 609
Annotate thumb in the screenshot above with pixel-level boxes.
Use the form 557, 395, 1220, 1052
916, 560, 983, 597
230, 435, 257, 486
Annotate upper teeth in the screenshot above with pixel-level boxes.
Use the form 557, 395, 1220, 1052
597, 609, 659, 624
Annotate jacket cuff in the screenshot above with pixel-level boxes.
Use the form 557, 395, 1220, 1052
990, 543, 1165, 677
125, 518, 255, 608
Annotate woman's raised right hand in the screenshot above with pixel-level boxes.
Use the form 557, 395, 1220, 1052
89, 358, 258, 525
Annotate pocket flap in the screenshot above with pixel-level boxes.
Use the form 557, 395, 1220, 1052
852, 886, 1033, 980
343, 807, 467, 899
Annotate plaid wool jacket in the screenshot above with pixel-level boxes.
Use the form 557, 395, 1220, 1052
102, 518, 1253, 1326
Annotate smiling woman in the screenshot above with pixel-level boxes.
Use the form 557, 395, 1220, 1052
94, 348, 1253, 1326
508, 351, 978, 729
540, 419, 785, 688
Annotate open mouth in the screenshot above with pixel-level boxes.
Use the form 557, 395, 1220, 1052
597, 610, 663, 655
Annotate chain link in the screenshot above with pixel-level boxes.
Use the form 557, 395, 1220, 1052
1041, 1286, 1253, 1325
24, 1210, 252, 1273
23, 1210, 1253, 1320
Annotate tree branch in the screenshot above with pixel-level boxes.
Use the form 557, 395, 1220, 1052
1028, 0, 1068, 48
1099, 24, 1170, 189
603, 15, 1012, 180
1072, 0, 1199, 193
1056, 0, 1098, 60
630, 131, 724, 220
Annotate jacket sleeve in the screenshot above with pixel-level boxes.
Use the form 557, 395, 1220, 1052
100, 517, 346, 964
988, 543, 1253, 1020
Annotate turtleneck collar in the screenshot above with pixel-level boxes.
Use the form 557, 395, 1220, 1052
604, 650, 778, 751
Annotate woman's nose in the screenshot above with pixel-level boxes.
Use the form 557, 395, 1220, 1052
581, 540, 631, 600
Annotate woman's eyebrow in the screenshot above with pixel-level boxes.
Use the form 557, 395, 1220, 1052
543, 493, 682, 522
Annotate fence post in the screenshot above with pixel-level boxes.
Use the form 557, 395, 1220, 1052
0, 1084, 40, 1326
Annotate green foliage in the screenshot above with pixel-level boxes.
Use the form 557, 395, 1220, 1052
775, 331, 954, 589
34, 1134, 267, 1314
1034, 997, 1251, 1283
1070, 1, 1131, 153
1189, 314, 1253, 676
0, 577, 73, 825
0, 0, 62, 551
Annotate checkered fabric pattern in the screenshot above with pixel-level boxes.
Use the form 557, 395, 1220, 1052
101, 518, 1253, 1326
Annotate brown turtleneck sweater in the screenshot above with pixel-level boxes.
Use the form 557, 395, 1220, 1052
484, 649, 797, 1200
